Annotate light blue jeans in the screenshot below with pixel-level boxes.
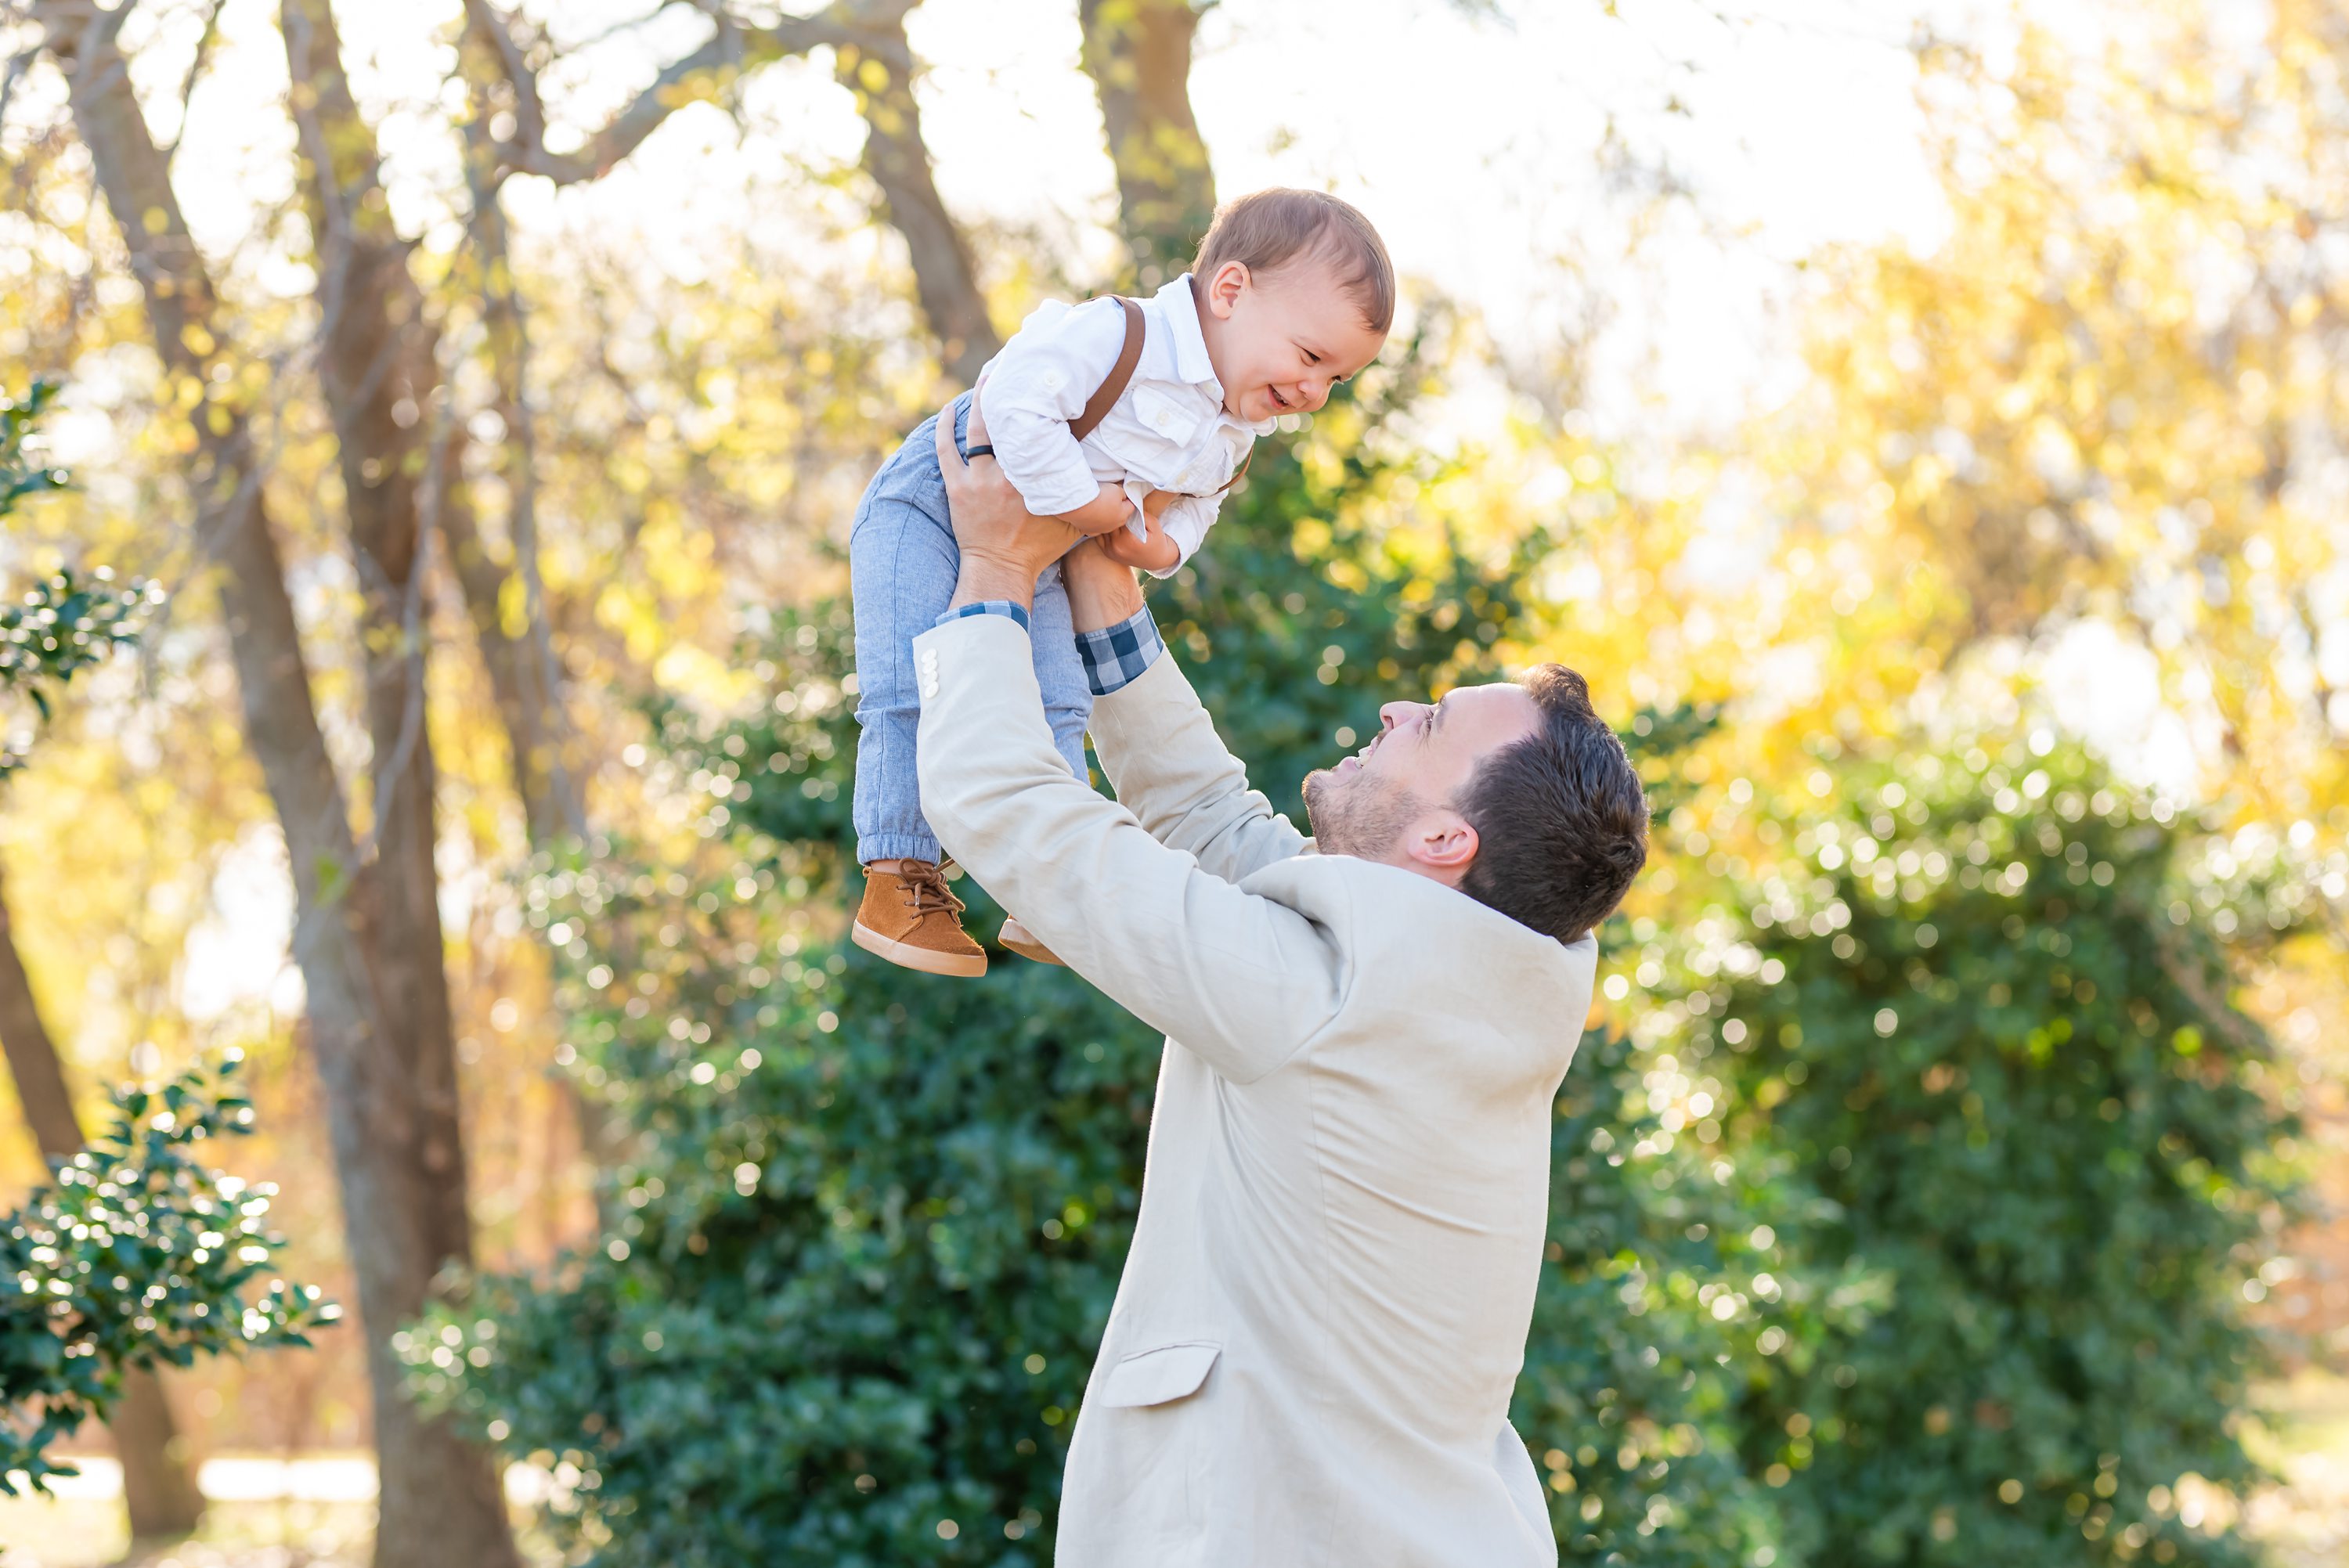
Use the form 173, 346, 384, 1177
850, 391, 1092, 865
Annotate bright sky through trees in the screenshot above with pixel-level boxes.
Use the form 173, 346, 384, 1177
55, 0, 1952, 431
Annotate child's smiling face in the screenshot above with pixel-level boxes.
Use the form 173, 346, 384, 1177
1194, 257, 1389, 424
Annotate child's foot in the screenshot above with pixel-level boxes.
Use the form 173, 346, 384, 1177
998, 916, 1066, 967
853, 860, 987, 978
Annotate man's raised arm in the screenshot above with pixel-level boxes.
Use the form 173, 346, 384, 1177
916, 408, 1340, 1083
1058, 541, 1309, 886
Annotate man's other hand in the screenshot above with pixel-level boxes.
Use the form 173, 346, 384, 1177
938, 398, 1085, 612
1062, 538, 1148, 633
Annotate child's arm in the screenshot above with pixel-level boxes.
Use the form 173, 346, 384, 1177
975, 298, 1139, 528
966, 391, 1136, 536
1099, 502, 1182, 571
1108, 490, 1219, 579
1061, 483, 1144, 535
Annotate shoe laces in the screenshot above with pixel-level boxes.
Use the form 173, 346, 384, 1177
898, 860, 966, 919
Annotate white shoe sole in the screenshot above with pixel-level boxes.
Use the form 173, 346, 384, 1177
998, 917, 1066, 967
851, 920, 987, 978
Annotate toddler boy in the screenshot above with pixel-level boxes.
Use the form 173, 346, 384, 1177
848, 188, 1393, 976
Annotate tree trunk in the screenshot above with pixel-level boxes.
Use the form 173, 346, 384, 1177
0, 871, 81, 1159
436, 445, 583, 848
452, 13, 587, 848
35, 6, 518, 1566
109, 1370, 208, 1538
0, 863, 205, 1539
457, 0, 997, 384
839, 20, 1001, 383
1079, 0, 1218, 287
279, 0, 478, 1276
278, 4, 519, 1562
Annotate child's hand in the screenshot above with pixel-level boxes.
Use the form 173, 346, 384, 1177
1061, 482, 1142, 536
1099, 510, 1181, 573
1141, 488, 1178, 523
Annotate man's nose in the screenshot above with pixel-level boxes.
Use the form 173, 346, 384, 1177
1377, 701, 1416, 732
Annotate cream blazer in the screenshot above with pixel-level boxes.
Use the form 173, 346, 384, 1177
913, 614, 1594, 1567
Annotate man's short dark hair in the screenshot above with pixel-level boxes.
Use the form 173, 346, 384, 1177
1454, 665, 1649, 945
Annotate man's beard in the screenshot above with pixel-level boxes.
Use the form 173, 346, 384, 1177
1303, 768, 1423, 858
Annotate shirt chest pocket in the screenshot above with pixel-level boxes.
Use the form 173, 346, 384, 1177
1093, 382, 1204, 485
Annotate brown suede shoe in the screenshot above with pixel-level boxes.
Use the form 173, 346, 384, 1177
852, 862, 987, 978
998, 916, 1066, 967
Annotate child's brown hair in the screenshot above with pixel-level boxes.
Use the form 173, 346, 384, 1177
1192, 189, 1395, 335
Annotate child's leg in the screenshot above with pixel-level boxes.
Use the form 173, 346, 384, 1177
850, 395, 971, 867
1027, 558, 1095, 784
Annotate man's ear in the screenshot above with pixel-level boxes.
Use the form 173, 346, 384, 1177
1203, 261, 1250, 319
1405, 810, 1479, 880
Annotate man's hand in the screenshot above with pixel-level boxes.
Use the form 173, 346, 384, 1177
1061, 537, 1148, 633
937, 398, 1085, 613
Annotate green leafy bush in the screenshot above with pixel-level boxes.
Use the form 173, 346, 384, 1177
0, 382, 305, 1494
415, 353, 1785, 1563
1693, 741, 2293, 1567
2, 1053, 337, 1493
0, 379, 164, 761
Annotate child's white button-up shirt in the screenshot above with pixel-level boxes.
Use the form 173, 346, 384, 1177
976, 274, 1273, 576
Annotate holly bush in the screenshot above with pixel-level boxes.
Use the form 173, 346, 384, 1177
1, 385, 306, 1495
2, 1053, 337, 1493
0, 380, 162, 756
1686, 739, 2293, 1568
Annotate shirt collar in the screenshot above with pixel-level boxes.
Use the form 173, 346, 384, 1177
1156, 273, 1277, 435
1156, 274, 1221, 389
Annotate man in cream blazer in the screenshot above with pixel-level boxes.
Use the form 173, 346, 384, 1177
909, 411, 1649, 1566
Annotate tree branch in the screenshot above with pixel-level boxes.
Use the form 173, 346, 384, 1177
1079, 0, 1218, 287
463, 0, 990, 379
0, 43, 33, 136
160, 0, 223, 164
459, 0, 546, 152
471, 1, 897, 189
834, 3, 997, 380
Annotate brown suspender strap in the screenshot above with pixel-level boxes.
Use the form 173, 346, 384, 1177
1069, 297, 1145, 442
1067, 297, 1251, 495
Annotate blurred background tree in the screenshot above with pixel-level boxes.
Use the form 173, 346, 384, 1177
0, 0, 2340, 1564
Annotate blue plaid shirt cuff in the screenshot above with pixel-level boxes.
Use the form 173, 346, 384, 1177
1074, 608, 1164, 697
934, 600, 1031, 633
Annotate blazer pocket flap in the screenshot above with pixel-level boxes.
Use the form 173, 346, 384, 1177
1099, 1341, 1221, 1408
1128, 383, 1203, 446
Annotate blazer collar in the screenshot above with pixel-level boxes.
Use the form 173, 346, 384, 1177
1301, 854, 1599, 1012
